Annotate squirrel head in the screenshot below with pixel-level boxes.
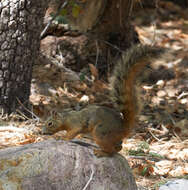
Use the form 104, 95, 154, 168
42, 111, 68, 135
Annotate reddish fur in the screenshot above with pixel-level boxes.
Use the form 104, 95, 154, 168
43, 45, 162, 157
122, 58, 148, 138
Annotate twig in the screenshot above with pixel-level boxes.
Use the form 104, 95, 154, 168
172, 129, 182, 142
128, 155, 169, 161
95, 40, 99, 67
119, 0, 122, 27
147, 128, 161, 142
82, 165, 95, 190
40, 1, 68, 39
16, 98, 40, 122
166, 112, 181, 141
166, 112, 176, 125
128, 0, 134, 17
53, 50, 80, 78
0, 108, 4, 118
16, 109, 31, 120
177, 92, 188, 99
51, 52, 93, 83
102, 40, 123, 52
0, 108, 8, 120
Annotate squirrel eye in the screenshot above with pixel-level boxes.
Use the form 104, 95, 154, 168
48, 121, 53, 127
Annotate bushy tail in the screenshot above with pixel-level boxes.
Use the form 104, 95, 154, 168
110, 44, 163, 136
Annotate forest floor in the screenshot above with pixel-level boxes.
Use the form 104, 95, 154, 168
0, 1, 188, 190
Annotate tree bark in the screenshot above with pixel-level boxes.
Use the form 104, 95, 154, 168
0, 0, 138, 114
63, 0, 138, 48
45, 0, 138, 76
0, 139, 138, 190
0, 0, 49, 114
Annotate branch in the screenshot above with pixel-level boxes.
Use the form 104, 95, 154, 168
40, 1, 68, 39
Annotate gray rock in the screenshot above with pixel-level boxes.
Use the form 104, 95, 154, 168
0, 139, 138, 190
159, 179, 188, 190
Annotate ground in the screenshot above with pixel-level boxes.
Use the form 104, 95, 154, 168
0, 1, 188, 190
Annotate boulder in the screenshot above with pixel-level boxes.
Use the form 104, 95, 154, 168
0, 139, 137, 190
159, 179, 188, 190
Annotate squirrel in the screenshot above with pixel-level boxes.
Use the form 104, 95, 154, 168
42, 44, 163, 157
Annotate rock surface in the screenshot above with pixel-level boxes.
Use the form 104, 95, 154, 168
159, 179, 188, 190
0, 139, 138, 190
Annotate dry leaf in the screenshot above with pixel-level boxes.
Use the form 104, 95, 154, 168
89, 64, 98, 80
91, 80, 108, 93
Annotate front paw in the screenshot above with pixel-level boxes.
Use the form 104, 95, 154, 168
93, 149, 112, 157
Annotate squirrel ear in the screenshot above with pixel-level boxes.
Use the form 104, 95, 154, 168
50, 110, 58, 118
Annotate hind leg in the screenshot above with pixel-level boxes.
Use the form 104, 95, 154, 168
93, 139, 122, 157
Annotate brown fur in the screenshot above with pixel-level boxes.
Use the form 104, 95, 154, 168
42, 45, 163, 157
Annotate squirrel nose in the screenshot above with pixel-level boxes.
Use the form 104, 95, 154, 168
41, 127, 46, 134
41, 127, 49, 135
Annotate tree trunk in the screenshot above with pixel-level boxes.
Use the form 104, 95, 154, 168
63, 0, 137, 49
0, 0, 138, 114
0, 0, 49, 114
45, 0, 138, 76
0, 139, 138, 190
